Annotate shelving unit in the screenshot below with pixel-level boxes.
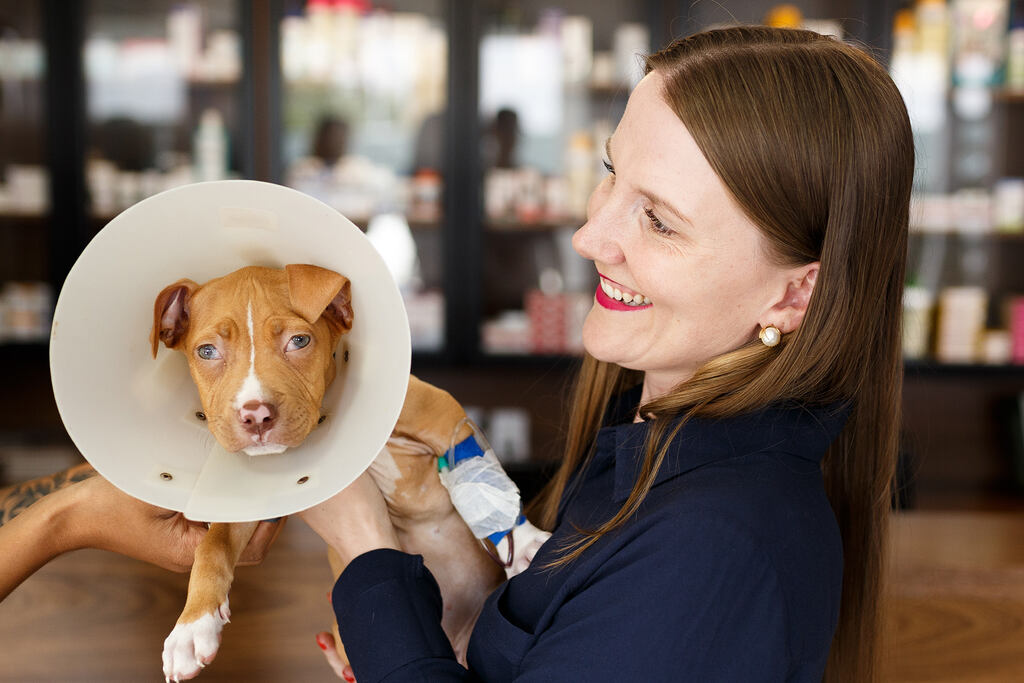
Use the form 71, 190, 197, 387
2, 0, 1023, 509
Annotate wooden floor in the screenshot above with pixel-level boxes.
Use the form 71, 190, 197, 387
3, 512, 1024, 681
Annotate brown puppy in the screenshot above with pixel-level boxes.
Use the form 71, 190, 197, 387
152, 264, 354, 682
150, 265, 511, 682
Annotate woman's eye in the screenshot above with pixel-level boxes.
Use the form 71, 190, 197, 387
196, 344, 221, 360
602, 158, 615, 175
644, 207, 673, 236
287, 334, 311, 351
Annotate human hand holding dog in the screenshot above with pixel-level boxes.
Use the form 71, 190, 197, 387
298, 375, 475, 564
299, 471, 400, 566
299, 472, 400, 683
68, 472, 285, 572
0, 464, 283, 601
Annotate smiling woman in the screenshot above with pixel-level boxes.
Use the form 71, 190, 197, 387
535, 27, 913, 683
290, 26, 913, 683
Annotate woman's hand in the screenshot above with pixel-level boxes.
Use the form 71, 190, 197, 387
316, 631, 357, 682
300, 472, 398, 682
299, 471, 400, 567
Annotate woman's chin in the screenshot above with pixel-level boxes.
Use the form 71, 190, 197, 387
581, 326, 634, 369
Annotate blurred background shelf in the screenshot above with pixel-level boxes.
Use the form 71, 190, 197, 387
1, 0, 1024, 514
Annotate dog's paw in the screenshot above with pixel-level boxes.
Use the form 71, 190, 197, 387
161, 600, 231, 682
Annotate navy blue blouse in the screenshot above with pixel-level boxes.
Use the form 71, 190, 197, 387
332, 387, 848, 682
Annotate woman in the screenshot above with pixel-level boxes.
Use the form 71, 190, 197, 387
302, 26, 912, 682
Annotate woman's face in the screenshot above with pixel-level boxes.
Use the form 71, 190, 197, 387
572, 71, 809, 399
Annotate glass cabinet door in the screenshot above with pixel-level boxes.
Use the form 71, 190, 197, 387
477, 2, 650, 357
83, 0, 244, 223
0, 3, 50, 344
279, 0, 448, 353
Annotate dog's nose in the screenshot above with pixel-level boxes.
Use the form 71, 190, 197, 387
239, 401, 278, 435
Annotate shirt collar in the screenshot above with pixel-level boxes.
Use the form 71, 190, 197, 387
599, 386, 850, 504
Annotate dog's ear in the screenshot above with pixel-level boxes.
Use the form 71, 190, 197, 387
285, 264, 353, 335
151, 279, 198, 358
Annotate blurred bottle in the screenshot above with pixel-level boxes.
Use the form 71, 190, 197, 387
1007, 26, 1024, 90
764, 5, 803, 28
902, 285, 935, 360
193, 109, 228, 182
891, 0, 951, 193
167, 3, 201, 78
565, 132, 594, 219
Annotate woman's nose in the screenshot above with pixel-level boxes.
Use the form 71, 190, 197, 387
572, 213, 625, 265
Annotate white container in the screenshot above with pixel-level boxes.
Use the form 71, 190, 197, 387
167, 3, 201, 78
1008, 28, 1024, 91
981, 329, 1012, 364
614, 23, 649, 88
935, 286, 988, 363
193, 109, 228, 182
561, 16, 593, 84
994, 178, 1024, 233
903, 286, 935, 360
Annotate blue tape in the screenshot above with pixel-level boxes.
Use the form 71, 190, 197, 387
486, 514, 526, 546
449, 434, 486, 467
443, 434, 525, 544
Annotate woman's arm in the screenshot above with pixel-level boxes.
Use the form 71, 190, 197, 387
307, 495, 793, 683
301, 472, 476, 682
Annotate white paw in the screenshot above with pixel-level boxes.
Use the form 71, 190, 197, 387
161, 600, 230, 682
503, 522, 552, 579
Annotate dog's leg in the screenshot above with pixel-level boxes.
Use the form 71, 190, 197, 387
162, 520, 258, 682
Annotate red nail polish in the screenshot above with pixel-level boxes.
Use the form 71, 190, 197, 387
343, 672, 355, 682
316, 636, 328, 651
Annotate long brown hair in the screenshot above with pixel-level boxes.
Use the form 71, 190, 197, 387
530, 27, 912, 682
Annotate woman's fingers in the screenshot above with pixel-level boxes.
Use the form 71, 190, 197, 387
316, 631, 355, 681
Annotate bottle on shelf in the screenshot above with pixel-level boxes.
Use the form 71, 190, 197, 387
193, 108, 228, 182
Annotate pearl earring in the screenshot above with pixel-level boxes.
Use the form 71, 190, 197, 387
759, 324, 781, 347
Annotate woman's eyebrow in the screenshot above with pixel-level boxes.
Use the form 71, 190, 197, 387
606, 137, 695, 227
647, 189, 695, 228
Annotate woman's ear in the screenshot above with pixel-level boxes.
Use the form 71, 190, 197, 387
762, 262, 819, 334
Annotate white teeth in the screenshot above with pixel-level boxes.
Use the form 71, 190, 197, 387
601, 278, 649, 306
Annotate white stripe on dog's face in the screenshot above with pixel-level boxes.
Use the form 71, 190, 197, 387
233, 301, 265, 410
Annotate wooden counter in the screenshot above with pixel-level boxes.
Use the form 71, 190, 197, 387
0, 521, 339, 681
883, 511, 1024, 682
3, 512, 1024, 681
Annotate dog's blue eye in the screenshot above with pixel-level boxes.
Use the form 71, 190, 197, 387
288, 335, 311, 351
196, 344, 221, 360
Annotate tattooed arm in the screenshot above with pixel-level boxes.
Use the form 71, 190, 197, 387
0, 464, 100, 601
0, 465, 284, 602
0, 462, 97, 527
